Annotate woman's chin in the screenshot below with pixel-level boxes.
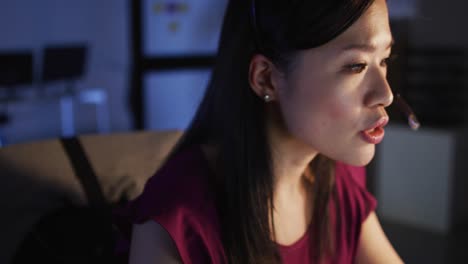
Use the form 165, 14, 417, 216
338, 146, 375, 167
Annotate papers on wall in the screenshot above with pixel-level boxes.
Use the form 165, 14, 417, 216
143, 0, 228, 56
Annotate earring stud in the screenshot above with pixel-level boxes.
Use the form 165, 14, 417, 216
263, 94, 271, 102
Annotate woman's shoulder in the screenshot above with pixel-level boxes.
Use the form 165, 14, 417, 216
122, 145, 225, 263
331, 162, 377, 262
335, 162, 367, 189
333, 161, 377, 225
147, 144, 211, 192
134, 144, 216, 220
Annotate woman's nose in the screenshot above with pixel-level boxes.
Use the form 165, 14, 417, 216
364, 69, 394, 108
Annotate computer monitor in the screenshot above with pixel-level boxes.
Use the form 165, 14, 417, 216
42, 45, 87, 82
0, 52, 33, 87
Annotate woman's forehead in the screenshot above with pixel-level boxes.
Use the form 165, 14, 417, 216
321, 0, 392, 52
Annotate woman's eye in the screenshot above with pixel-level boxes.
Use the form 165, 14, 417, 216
381, 54, 397, 67
381, 58, 388, 67
346, 63, 367, 73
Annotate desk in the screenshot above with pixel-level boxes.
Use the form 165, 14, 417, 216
0, 88, 110, 146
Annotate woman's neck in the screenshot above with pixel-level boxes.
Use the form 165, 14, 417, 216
266, 108, 318, 196
265, 112, 320, 244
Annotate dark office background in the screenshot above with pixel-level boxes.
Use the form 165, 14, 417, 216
0, 0, 467, 263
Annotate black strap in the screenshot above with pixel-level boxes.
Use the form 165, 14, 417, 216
61, 137, 107, 208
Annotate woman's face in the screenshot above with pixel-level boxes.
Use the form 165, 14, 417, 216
275, 0, 393, 166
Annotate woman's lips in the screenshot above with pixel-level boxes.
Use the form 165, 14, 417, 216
361, 127, 385, 144
360, 116, 389, 144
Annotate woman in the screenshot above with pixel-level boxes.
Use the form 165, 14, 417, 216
123, 0, 404, 263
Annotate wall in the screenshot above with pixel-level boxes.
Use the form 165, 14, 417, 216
377, 125, 456, 233
0, 0, 131, 144
375, 0, 468, 234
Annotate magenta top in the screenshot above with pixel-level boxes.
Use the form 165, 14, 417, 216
114, 145, 377, 263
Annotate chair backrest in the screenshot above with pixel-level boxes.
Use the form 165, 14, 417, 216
0, 130, 182, 264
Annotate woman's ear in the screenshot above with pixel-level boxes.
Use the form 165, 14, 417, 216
248, 54, 283, 102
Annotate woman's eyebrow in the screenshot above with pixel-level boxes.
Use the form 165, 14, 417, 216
341, 38, 394, 52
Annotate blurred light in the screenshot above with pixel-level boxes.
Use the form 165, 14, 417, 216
388, 0, 419, 19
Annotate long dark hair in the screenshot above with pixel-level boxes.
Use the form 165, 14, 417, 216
166, 0, 374, 263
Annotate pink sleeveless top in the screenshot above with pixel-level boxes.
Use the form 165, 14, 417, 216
114, 145, 377, 263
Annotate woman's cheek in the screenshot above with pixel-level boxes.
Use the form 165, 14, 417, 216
324, 95, 353, 121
